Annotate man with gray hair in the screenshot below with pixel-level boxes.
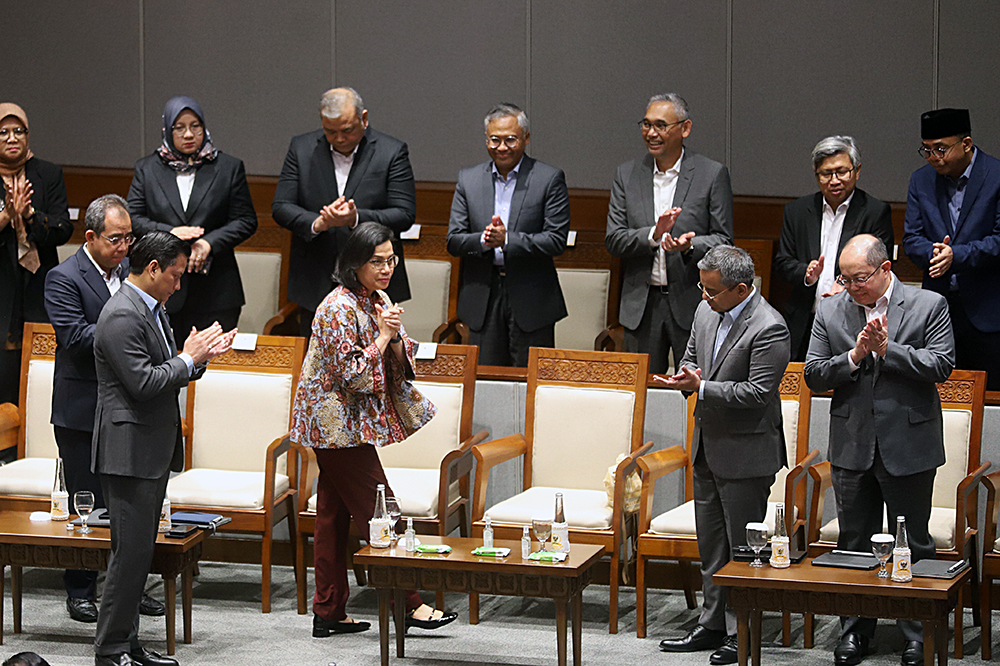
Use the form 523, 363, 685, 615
447, 103, 570, 366
606, 93, 733, 374
43, 195, 165, 624
775, 135, 893, 360
656, 245, 790, 664
273, 87, 416, 336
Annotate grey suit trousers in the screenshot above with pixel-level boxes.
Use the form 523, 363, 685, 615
693, 445, 774, 635
95, 471, 169, 656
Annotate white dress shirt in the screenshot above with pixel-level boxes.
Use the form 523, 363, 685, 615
812, 191, 854, 311
647, 150, 683, 286
176, 171, 196, 212
847, 273, 895, 371
331, 143, 358, 197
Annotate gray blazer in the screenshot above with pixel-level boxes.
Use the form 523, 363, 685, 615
804, 278, 955, 476
606, 151, 733, 330
91, 283, 204, 479
446, 156, 570, 331
682, 291, 791, 479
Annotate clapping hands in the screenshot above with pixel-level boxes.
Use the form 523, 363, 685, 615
182, 322, 237, 365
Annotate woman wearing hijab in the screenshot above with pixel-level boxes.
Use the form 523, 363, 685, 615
127, 95, 257, 346
0, 103, 71, 405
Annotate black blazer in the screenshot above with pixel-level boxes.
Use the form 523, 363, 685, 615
0, 157, 72, 345
272, 127, 416, 310
127, 152, 257, 316
44, 246, 129, 432
774, 188, 893, 359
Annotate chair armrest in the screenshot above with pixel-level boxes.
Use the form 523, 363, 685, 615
436, 430, 489, 527
783, 449, 819, 545
954, 461, 991, 554
0, 403, 19, 453
636, 445, 690, 534
982, 469, 1000, 558
263, 434, 295, 509
471, 434, 527, 522
611, 441, 653, 541
432, 318, 470, 345
595, 324, 624, 352
264, 302, 300, 336
295, 443, 319, 513
807, 461, 832, 546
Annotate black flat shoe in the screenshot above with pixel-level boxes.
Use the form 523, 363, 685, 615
835, 632, 870, 666
129, 647, 178, 666
67, 596, 98, 623
901, 640, 924, 666
659, 625, 726, 652
710, 635, 740, 665
405, 609, 458, 630
312, 614, 371, 637
139, 592, 166, 617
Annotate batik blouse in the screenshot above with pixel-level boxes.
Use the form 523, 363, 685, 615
291, 285, 436, 450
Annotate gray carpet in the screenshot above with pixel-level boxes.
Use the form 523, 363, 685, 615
1, 563, 988, 666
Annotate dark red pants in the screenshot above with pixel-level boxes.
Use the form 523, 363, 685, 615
313, 444, 422, 621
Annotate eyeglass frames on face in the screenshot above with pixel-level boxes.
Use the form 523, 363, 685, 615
101, 233, 135, 247
638, 119, 685, 134
172, 123, 204, 136
917, 141, 960, 160
697, 281, 736, 301
368, 256, 398, 270
0, 127, 28, 139
487, 135, 521, 149
835, 265, 882, 287
816, 167, 856, 182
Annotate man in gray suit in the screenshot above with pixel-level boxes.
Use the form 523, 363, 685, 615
92, 232, 234, 666
606, 93, 733, 373
447, 103, 570, 366
657, 245, 790, 665
805, 235, 954, 666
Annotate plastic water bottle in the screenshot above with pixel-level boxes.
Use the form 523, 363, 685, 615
550, 492, 570, 553
891, 516, 912, 582
521, 525, 531, 559
369, 484, 392, 548
404, 517, 416, 552
483, 516, 494, 548
51, 458, 69, 521
769, 503, 790, 568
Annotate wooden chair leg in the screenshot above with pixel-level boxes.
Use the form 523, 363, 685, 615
609, 550, 620, 634
683, 562, 697, 610
435, 591, 445, 610
261, 526, 273, 613
782, 611, 791, 647
981, 575, 992, 660
955, 585, 964, 659
804, 613, 815, 650
469, 593, 480, 624
458, 504, 470, 538
636, 554, 647, 639
972, 553, 982, 627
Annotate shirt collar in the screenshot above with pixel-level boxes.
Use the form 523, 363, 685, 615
724, 285, 756, 321
852, 272, 895, 311
330, 142, 360, 161
653, 149, 684, 177
822, 189, 855, 216
83, 244, 123, 281
492, 156, 524, 182
956, 147, 978, 184
123, 279, 159, 313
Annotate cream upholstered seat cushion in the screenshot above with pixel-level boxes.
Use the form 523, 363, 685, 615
818, 507, 956, 550
0, 458, 57, 496
485, 486, 613, 529
398, 258, 451, 343
234, 251, 282, 335
168, 469, 290, 509
932, 409, 971, 510
25, 359, 59, 459
57, 243, 81, 264
377, 382, 462, 470
554, 268, 610, 351
649, 500, 797, 536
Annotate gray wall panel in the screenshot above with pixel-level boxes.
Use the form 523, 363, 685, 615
334, 1, 528, 183
530, 0, 729, 190
7, 1, 141, 168
730, 1, 934, 202
142, 1, 333, 177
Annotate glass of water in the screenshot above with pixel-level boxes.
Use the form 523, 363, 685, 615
532, 518, 552, 553
746, 522, 769, 568
871, 533, 894, 578
386, 497, 402, 543
74, 491, 95, 534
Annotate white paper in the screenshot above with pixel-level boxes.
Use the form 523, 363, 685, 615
400, 224, 421, 240
30, 511, 51, 522
68, 207, 80, 221
414, 342, 437, 360
232, 333, 258, 351
566, 230, 577, 247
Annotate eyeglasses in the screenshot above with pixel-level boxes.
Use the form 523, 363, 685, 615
487, 135, 521, 149
638, 119, 685, 134
172, 123, 204, 136
101, 233, 135, 247
697, 281, 736, 301
917, 141, 959, 160
368, 255, 398, 270
835, 265, 882, 287
0, 127, 28, 139
816, 167, 856, 182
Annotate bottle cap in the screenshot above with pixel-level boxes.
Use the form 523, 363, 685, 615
523, 525, 530, 534
406, 517, 413, 527
485, 516, 492, 526
377, 483, 385, 490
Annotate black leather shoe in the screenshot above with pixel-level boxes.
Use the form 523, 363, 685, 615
834, 632, 870, 666
659, 625, 726, 652
901, 640, 924, 666
68, 596, 99, 623
139, 592, 166, 616
710, 635, 740, 665
405, 609, 458, 630
95, 654, 136, 666
129, 647, 177, 666
312, 614, 371, 637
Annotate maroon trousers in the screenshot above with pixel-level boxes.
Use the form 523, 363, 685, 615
313, 444, 422, 621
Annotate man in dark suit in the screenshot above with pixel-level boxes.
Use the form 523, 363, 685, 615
606, 93, 733, 374
92, 232, 233, 666
272, 87, 415, 335
775, 136, 894, 361
44, 195, 165, 623
446, 103, 570, 366
656, 245, 790, 665
806, 235, 955, 666
901, 108, 1000, 389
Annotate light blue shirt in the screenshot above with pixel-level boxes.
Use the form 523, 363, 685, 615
482, 158, 523, 266
946, 147, 977, 232
699, 286, 756, 399
123, 281, 194, 375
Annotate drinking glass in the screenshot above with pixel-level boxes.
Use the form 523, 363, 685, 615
74, 491, 95, 534
386, 497, 402, 543
746, 522, 769, 568
871, 533, 894, 578
532, 518, 552, 553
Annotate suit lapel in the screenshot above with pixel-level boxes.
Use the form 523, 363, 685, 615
152, 162, 187, 222
671, 153, 694, 208
934, 175, 953, 233
184, 159, 218, 222
343, 132, 374, 201
312, 134, 339, 201
806, 193, 823, 264
708, 293, 756, 379
123, 283, 171, 360
507, 157, 534, 233
76, 248, 112, 301
954, 151, 987, 237
479, 162, 494, 230
638, 155, 655, 225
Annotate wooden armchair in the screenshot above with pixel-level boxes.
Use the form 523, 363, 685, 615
470, 347, 651, 633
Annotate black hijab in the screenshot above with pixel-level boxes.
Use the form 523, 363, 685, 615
156, 95, 218, 172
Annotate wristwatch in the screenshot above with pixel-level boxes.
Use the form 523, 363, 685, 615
390, 333, 402, 343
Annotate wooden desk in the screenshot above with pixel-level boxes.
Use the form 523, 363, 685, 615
0, 512, 205, 655
354, 536, 604, 666
714, 558, 972, 666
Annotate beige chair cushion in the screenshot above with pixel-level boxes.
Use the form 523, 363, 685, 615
818, 506, 956, 550
531, 385, 635, 491
57, 243, 81, 264
649, 500, 796, 536
190, 369, 292, 473
168, 469, 290, 509
377, 381, 462, 470
932, 408, 972, 510
399, 258, 451, 342
25, 359, 58, 459
485, 486, 613, 529
0, 458, 57, 496
768, 399, 800, 503
304, 468, 458, 519
554, 268, 610, 351
234, 251, 282, 335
